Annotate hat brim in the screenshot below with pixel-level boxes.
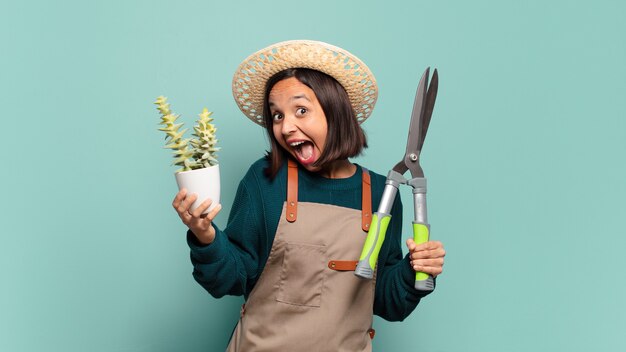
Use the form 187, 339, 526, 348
232, 40, 378, 126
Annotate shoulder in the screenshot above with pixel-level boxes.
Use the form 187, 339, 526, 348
359, 164, 403, 210
360, 165, 387, 192
241, 156, 287, 191
245, 157, 270, 179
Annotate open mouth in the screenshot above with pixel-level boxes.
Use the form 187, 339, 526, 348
290, 140, 315, 164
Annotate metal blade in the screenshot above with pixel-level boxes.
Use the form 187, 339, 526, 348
393, 67, 429, 177
403, 67, 429, 159
417, 69, 438, 152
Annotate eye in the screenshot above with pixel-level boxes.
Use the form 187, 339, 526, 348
296, 107, 307, 116
272, 112, 283, 121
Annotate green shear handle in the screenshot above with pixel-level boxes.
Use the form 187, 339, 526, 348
355, 212, 391, 279
413, 222, 434, 291
355, 174, 400, 279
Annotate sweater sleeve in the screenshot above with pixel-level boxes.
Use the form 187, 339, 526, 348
187, 174, 264, 298
373, 195, 434, 321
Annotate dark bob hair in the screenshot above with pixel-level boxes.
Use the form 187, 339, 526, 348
262, 68, 368, 179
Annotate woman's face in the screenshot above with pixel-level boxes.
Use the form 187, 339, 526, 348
269, 77, 328, 172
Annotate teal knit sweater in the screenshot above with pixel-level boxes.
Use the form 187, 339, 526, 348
187, 157, 432, 321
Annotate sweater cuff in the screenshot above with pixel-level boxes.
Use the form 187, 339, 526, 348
401, 254, 435, 299
186, 224, 227, 264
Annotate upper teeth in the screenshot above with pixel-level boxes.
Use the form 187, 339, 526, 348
290, 141, 305, 147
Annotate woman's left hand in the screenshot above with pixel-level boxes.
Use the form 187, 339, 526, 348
406, 240, 446, 277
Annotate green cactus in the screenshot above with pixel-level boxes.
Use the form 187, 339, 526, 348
155, 96, 219, 172
190, 108, 220, 168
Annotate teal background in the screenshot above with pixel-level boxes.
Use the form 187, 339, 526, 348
2, 0, 625, 351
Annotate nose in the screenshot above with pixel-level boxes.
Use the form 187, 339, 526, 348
281, 115, 297, 136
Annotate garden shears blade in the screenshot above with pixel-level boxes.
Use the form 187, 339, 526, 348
355, 67, 438, 292
393, 67, 438, 178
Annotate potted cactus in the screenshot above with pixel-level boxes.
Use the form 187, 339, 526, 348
155, 96, 220, 213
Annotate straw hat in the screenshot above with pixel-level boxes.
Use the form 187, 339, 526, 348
232, 40, 378, 126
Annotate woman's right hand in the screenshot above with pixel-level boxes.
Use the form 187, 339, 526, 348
172, 188, 222, 245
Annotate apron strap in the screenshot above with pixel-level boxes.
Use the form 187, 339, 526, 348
285, 160, 372, 230
328, 260, 358, 271
286, 159, 298, 222
361, 167, 372, 232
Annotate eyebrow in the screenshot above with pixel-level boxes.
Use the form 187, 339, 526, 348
269, 94, 311, 107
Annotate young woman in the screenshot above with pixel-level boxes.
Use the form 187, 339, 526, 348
172, 40, 445, 351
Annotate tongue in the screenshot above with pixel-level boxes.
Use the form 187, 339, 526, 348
296, 142, 314, 162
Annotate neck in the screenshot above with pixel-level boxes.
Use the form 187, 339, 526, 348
318, 159, 356, 179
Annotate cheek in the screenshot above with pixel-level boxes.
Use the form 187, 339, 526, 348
315, 121, 329, 146
272, 125, 287, 147
272, 123, 281, 139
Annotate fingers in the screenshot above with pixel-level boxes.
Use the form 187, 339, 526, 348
186, 197, 222, 230
191, 198, 214, 218
408, 240, 446, 260
409, 252, 445, 276
172, 188, 187, 206
407, 240, 445, 277
411, 257, 444, 269
173, 189, 196, 213
171, 189, 221, 245
406, 238, 417, 252
206, 203, 222, 220
411, 263, 444, 277
413, 240, 444, 251
173, 189, 208, 226
405, 239, 442, 251
187, 201, 221, 246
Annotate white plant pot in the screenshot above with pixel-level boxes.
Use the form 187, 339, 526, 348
175, 164, 220, 214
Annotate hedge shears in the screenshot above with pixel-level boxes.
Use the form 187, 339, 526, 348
355, 67, 438, 292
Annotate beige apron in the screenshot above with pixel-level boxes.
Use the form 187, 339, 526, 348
226, 160, 376, 352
